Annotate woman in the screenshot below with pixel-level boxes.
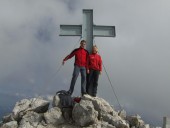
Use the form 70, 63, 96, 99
87, 45, 102, 97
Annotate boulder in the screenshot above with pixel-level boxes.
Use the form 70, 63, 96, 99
102, 113, 129, 128
126, 115, 145, 128
2, 114, 14, 123
12, 97, 50, 116
1, 121, 18, 128
18, 111, 43, 128
18, 121, 34, 128
82, 95, 117, 118
118, 109, 126, 120
44, 107, 65, 126
72, 100, 98, 126
2, 113, 22, 124
36, 124, 57, 128
56, 124, 81, 128
52, 95, 60, 107
100, 121, 116, 128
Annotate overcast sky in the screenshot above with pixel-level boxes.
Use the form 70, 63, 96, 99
0, 0, 170, 126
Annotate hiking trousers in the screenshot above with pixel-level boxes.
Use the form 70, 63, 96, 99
87, 69, 100, 97
68, 65, 86, 95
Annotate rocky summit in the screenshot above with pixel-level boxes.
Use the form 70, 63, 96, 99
0, 94, 150, 128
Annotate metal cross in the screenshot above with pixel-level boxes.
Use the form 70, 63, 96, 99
60, 9, 116, 53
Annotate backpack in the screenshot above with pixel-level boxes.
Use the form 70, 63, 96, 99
56, 90, 74, 108
56, 90, 74, 122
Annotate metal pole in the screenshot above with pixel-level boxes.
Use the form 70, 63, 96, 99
82, 9, 93, 53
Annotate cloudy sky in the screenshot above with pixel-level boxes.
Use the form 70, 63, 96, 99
0, 0, 170, 126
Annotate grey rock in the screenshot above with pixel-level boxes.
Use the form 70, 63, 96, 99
18, 121, 34, 128
82, 95, 117, 119
142, 124, 150, 128
37, 124, 58, 128
1, 121, 18, 128
0, 94, 151, 128
19, 111, 43, 128
44, 107, 65, 126
13, 98, 31, 115
36, 124, 47, 128
52, 95, 60, 107
127, 115, 140, 127
118, 109, 126, 120
100, 121, 116, 128
72, 100, 98, 127
57, 124, 81, 128
82, 123, 100, 128
102, 113, 129, 128
126, 114, 146, 128
12, 97, 50, 116
2, 114, 14, 123
2, 113, 22, 125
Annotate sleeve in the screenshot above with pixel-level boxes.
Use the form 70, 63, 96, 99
98, 55, 102, 71
63, 49, 77, 61
86, 51, 89, 70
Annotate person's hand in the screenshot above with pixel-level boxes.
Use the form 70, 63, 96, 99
62, 61, 65, 65
87, 69, 90, 74
100, 71, 102, 75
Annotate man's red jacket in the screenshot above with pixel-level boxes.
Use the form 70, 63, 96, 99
63, 47, 89, 68
89, 53, 102, 71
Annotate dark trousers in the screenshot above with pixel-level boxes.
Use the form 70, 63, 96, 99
87, 69, 100, 97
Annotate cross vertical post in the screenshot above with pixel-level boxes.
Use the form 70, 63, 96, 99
82, 10, 93, 52
59, 9, 116, 53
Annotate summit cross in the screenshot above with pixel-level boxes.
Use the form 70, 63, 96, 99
59, 9, 116, 53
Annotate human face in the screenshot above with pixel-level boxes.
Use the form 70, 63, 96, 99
92, 47, 98, 53
80, 42, 86, 48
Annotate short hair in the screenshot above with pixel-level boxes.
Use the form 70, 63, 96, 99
80, 40, 86, 43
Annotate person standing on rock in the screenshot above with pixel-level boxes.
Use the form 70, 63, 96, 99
87, 45, 102, 97
62, 40, 89, 96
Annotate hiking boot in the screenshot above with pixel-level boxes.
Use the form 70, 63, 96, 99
81, 92, 87, 96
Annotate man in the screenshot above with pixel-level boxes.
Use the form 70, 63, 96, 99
62, 40, 89, 96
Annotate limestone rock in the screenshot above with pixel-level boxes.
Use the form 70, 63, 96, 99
2, 114, 14, 123
127, 115, 145, 128
1, 121, 18, 128
72, 100, 98, 126
82, 95, 117, 118
0, 94, 151, 128
18, 111, 43, 128
100, 121, 116, 128
12, 97, 50, 116
44, 107, 65, 126
52, 95, 60, 107
37, 124, 57, 128
118, 109, 126, 120
101, 113, 129, 128
57, 124, 81, 128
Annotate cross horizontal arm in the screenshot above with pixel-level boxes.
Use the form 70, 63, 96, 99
60, 25, 82, 36
93, 25, 116, 37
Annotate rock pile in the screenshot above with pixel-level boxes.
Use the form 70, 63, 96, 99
0, 94, 150, 128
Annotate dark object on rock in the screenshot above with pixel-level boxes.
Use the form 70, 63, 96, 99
56, 90, 74, 122
56, 90, 74, 108
73, 97, 81, 103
